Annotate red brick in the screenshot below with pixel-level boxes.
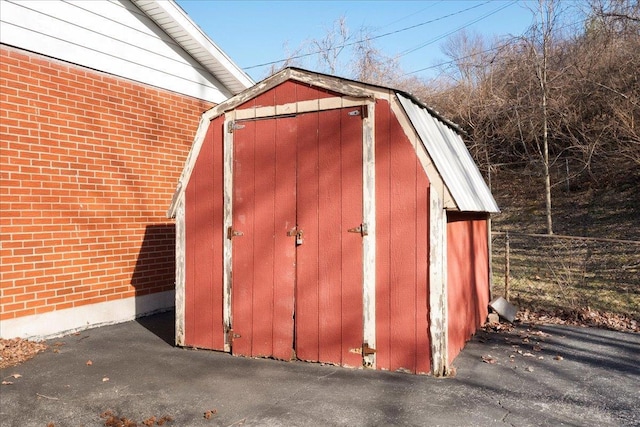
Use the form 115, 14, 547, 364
1, 45, 213, 320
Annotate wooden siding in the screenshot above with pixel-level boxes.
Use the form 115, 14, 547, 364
446, 212, 490, 363
375, 99, 431, 374
235, 80, 339, 110
184, 117, 225, 349
295, 107, 364, 368
0, 0, 229, 102
229, 105, 365, 368
231, 117, 297, 359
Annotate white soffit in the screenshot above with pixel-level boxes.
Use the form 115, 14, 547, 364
397, 93, 499, 213
132, 0, 254, 94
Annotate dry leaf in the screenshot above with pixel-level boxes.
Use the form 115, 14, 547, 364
0, 338, 48, 369
523, 352, 534, 357
158, 414, 173, 425
47, 423, 55, 427
143, 416, 156, 426
482, 355, 497, 364
2, 381, 14, 385
102, 377, 109, 382
533, 345, 542, 352
554, 355, 564, 361
525, 366, 534, 372
10, 373, 22, 379
100, 410, 114, 418
86, 360, 93, 366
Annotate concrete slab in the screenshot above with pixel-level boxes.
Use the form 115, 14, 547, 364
1, 311, 638, 426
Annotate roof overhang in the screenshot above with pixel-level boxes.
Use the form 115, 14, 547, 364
132, 0, 254, 95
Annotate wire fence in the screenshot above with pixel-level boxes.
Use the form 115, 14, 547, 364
491, 232, 640, 320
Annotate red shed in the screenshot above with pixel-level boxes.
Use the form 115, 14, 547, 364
168, 68, 499, 375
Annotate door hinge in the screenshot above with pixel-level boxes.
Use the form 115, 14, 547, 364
227, 226, 244, 240
347, 223, 368, 236
348, 106, 368, 118
362, 342, 376, 356
227, 121, 245, 133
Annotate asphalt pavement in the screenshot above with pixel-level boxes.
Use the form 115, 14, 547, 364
1, 311, 638, 426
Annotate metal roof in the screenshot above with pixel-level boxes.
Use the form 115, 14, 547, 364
132, 0, 254, 95
397, 93, 499, 213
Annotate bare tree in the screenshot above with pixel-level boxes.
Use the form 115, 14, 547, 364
310, 16, 351, 75
526, 0, 560, 234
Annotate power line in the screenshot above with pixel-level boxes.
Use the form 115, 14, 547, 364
403, 17, 588, 77
377, 1, 444, 30
243, 1, 493, 70
398, 0, 518, 57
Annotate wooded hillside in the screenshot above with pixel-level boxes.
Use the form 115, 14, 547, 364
278, 0, 639, 239
419, 0, 639, 236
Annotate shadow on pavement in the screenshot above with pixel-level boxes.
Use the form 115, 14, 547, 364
136, 310, 175, 346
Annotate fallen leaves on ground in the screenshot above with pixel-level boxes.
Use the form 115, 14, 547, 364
518, 308, 639, 332
204, 409, 218, 419
100, 410, 173, 427
0, 338, 48, 369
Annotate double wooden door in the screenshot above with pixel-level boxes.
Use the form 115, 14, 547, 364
231, 107, 364, 367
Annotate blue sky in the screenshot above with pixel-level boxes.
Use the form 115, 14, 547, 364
176, 1, 585, 82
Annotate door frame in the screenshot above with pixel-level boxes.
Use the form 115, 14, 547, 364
222, 96, 377, 367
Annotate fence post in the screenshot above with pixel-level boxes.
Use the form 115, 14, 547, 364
504, 232, 510, 301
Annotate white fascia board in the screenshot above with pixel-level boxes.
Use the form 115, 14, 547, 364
134, 0, 254, 94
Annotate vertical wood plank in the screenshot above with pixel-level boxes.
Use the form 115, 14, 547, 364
429, 182, 447, 376
362, 100, 376, 369
317, 109, 342, 364
210, 118, 225, 350
185, 124, 215, 349
274, 80, 298, 105
415, 161, 431, 374
389, 115, 417, 372
232, 120, 256, 356
375, 100, 391, 371
296, 112, 320, 362
175, 197, 185, 346
340, 107, 364, 368
185, 177, 196, 346
475, 218, 490, 328
223, 114, 234, 352
272, 117, 297, 360
251, 119, 276, 357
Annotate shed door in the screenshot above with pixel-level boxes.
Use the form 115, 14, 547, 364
231, 107, 364, 368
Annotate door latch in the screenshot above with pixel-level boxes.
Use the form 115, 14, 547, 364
227, 329, 241, 344
287, 227, 304, 245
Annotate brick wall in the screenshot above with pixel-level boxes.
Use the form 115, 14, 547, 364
0, 45, 214, 322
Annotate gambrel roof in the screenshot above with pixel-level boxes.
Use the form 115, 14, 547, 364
168, 67, 499, 217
